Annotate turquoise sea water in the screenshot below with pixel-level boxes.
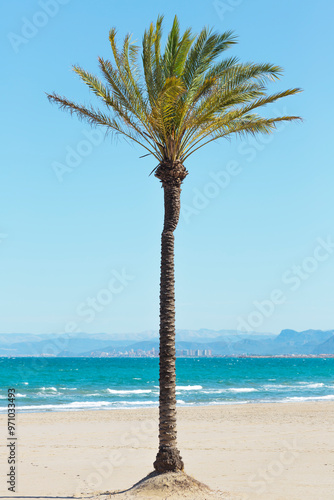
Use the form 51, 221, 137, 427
0, 357, 333, 413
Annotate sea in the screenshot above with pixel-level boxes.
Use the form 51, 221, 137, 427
0, 357, 333, 413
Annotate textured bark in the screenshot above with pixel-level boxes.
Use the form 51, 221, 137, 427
153, 161, 188, 473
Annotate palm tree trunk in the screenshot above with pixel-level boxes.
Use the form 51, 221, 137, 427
153, 161, 187, 473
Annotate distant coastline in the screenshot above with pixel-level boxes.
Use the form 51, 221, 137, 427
1, 328, 334, 357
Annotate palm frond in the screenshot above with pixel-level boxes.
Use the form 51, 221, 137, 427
46, 92, 160, 159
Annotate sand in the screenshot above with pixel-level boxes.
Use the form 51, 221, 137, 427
0, 402, 333, 499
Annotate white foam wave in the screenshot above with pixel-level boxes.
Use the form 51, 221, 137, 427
228, 388, 257, 393
66, 401, 111, 408
201, 388, 257, 394
300, 383, 324, 389
106, 389, 152, 395
16, 393, 27, 397
36, 391, 60, 397
119, 401, 157, 406
262, 384, 296, 390
0, 398, 161, 413
297, 382, 325, 388
175, 385, 203, 391
284, 395, 334, 402
16, 401, 113, 411
209, 401, 248, 405
263, 382, 327, 391
201, 390, 225, 394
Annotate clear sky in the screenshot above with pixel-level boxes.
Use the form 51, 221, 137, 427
1, 0, 333, 336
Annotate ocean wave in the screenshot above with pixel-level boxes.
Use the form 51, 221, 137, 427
65, 401, 112, 408
297, 381, 325, 387
201, 390, 225, 394
284, 395, 334, 402
0, 399, 159, 413
298, 383, 324, 389
16, 401, 113, 411
16, 393, 27, 397
175, 385, 203, 391
36, 391, 61, 397
263, 384, 292, 389
208, 401, 248, 405
106, 389, 152, 395
119, 401, 157, 406
262, 382, 328, 391
197, 387, 258, 394
228, 388, 257, 393
40, 387, 58, 392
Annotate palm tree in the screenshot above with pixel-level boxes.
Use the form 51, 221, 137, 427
47, 15, 301, 474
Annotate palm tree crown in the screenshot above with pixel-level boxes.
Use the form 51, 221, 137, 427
47, 15, 301, 166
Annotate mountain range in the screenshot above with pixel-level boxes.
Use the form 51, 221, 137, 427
0, 329, 333, 356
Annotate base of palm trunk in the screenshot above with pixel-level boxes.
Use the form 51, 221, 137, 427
102, 470, 222, 499
153, 445, 184, 473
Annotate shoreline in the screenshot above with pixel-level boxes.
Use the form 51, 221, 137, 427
1, 396, 333, 414
0, 401, 333, 499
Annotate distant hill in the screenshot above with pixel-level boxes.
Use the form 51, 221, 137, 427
313, 335, 334, 354
0, 329, 333, 356
274, 329, 333, 345
0, 336, 135, 357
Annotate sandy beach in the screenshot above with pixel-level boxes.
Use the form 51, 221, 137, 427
0, 402, 333, 499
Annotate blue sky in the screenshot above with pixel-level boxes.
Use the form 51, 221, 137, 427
1, 0, 333, 336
